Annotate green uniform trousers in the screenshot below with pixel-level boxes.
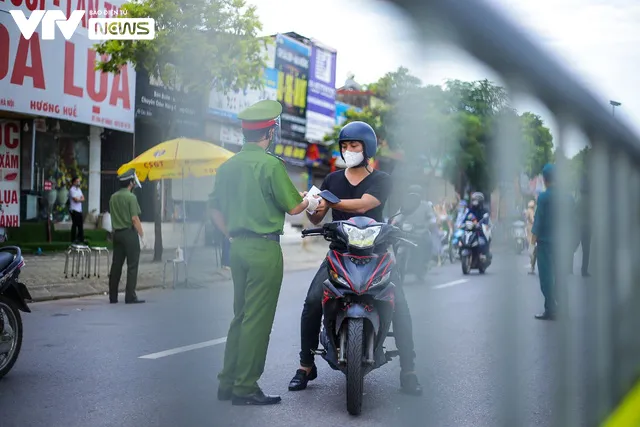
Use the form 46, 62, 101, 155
108, 228, 140, 302
218, 237, 284, 396
536, 241, 557, 314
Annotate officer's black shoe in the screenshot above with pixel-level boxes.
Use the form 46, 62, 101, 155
217, 387, 232, 401
109, 300, 118, 304
288, 365, 317, 391
125, 298, 145, 304
400, 372, 423, 396
534, 312, 556, 321
231, 389, 281, 406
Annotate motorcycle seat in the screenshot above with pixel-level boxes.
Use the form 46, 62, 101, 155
0, 252, 14, 272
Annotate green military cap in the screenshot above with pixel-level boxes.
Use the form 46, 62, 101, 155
238, 100, 282, 130
118, 168, 142, 188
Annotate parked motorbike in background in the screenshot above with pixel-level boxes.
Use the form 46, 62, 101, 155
459, 213, 492, 275
512, 220, 527, 254
301, 194, 419, 416
391, 214, 431, 283
450, 228, 464, 262
0, 246, 31, 380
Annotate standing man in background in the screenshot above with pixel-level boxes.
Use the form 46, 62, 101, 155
210, 100, 319, 406
108, 168, 145, 305
577, 175, 591, 277
69, 176, 85, 243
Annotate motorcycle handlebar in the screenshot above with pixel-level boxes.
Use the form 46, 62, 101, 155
301, 227, 324, 237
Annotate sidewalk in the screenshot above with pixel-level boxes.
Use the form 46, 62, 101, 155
22, 234, 328, 302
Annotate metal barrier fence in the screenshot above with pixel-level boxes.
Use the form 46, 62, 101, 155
386, 0, 640, 425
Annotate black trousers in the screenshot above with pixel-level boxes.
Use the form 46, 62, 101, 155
299, 258, 416, 371
579, 226, 591, 275
108, 228, 141, 302
70, 210, 84, 242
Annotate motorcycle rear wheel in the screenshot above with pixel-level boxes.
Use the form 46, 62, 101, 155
346, 318, 364, 416
0, 295, 23, 380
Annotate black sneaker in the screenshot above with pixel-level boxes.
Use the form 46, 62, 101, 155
400, 372, 423, 396
288, 365, 318, 391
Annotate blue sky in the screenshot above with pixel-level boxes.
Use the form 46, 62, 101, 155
250, 0, 640, 155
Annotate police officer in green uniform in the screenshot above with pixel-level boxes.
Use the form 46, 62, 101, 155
531, 163, 574, 320
210, 100, 319, 406
108, 168, 146, 305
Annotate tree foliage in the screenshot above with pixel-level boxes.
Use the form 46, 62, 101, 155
329, 68, 555, 199
94, 0, 268, 95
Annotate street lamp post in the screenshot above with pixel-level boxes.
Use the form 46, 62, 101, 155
610, 100, 621, 117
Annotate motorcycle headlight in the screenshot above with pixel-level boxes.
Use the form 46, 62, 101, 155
465, 221, 475, 230
401, 223, 413, 232
371, 271, 392, 287
329, 269, 349, 287
343, 224, 381, 249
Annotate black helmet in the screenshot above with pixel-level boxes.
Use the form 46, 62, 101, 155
338, 121, 378, 159
408, 184, 422, 195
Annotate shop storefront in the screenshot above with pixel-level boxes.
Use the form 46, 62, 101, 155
0, 0, 136, 233
134, 69, 206, 222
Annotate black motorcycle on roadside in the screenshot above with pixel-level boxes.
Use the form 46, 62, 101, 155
301, 195, 419, 416
0, 246, 32, 380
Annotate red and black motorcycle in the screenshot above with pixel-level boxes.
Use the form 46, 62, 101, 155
301, 197, 419, 416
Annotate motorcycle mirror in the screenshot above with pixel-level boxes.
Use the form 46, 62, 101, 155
400, 193, 421, 216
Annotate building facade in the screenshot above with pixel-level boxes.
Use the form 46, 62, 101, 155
0, 0, 136, 232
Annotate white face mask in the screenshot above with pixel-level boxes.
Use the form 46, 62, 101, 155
343, 150, 364, 168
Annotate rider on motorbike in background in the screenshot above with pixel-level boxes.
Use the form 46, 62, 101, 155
466, 192, 492, 260
455, 199, 469, 229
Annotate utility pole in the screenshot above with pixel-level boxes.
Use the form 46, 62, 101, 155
610, 100, 621, 117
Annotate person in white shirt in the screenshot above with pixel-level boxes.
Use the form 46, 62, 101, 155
69, 176, 85, 243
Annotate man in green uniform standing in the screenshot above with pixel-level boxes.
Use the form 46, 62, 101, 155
210, 100, 319, 406
108, 168, 146, 305
531, 163, 574, 320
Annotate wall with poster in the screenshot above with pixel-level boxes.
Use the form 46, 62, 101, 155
0, 0, 136, 133
305, 41, 337, 143
273, 138, 307, 167
0, 121, 21, 228
275, 34, 311, 140
208, 68, 279, 121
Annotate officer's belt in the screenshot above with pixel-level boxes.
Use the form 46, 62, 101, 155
230, 231, 281, 243
114, 227, 135, 233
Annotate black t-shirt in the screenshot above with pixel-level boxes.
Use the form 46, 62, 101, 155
320, 169, 392, 222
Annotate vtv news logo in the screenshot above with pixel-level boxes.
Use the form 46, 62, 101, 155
9, 10, 155, 40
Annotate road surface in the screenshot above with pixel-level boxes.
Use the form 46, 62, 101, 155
0, 253, 590, 427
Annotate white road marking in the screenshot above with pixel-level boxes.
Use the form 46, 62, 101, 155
432, 279, 469, 290
140, 280, 470, 360
139, 337, 227, 359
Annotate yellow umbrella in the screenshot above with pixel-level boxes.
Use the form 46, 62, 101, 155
117, 138, 235, 280
117, 138, 235, 181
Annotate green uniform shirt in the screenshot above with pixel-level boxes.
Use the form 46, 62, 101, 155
209, 144, 302, 235
109, 188, 142, 230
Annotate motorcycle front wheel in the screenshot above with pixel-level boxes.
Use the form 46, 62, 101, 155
461, 255, 471, 275
346, 318, 364, 416
0, 295, 23, 380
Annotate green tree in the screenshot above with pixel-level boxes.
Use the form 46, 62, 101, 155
95, 0, 267, 261
519, 112, 554, 178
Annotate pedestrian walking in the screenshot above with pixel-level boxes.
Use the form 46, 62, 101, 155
531, 164, 575, 320
108, 168, 146, 304
209, 100, 319, 406
69, 176, 85, 243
